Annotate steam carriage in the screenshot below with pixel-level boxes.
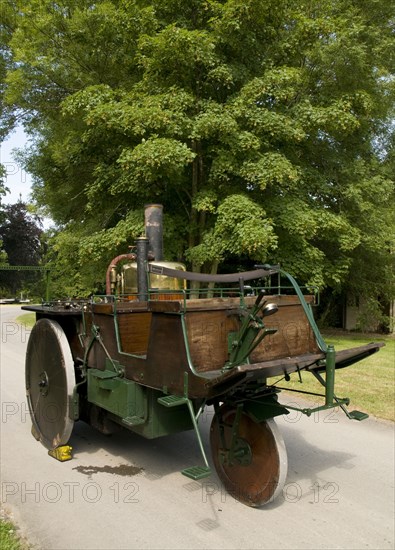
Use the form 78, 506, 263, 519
23, 205, 383, 506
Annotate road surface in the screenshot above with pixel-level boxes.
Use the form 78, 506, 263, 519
1, 305, 394, 549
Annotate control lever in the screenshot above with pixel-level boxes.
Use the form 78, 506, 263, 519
224, 291, 278, 370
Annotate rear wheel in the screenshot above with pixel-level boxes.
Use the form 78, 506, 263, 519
210, 406, 287, 506
25, 318, 76, 450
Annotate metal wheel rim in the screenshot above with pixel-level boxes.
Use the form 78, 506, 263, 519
25, 318, 75, 450
210, 407, 287, 506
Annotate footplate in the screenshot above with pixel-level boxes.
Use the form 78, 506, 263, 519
182, 466, 211, 480
348, 410, 369, 421
157, 395, 188, 407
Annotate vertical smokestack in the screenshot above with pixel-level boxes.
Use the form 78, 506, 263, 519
136, 236, 149, 301
145, 204, 163, 261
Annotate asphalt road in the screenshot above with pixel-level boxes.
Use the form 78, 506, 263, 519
1, 305, 394, 550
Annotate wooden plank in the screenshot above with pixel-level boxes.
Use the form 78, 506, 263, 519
308, 342, 385, 372
148, 301, 183, 313
185, 310, 239, 371
184, 295, 319, 372
92, 303, 113, 315
21, 305, 83, 316
250, 297, 319, 363
184, 297, 245, 311
117, 312, 152, 354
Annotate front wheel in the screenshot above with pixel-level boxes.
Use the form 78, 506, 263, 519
210, 406, 287, 506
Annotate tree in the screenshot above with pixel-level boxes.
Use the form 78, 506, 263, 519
1, 1, 394, 313
0, 201, 43, 294
0, 230, 7, 266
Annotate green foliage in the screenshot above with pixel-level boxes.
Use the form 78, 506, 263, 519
0, 518, 29, 550
0, 201, 44, 294
353, 297, 391, 333
188, 194, 277, 264
43, 209, 146, 296
1, 0, 393, 310
0, 241, 7, 263
116, 137, 196, 193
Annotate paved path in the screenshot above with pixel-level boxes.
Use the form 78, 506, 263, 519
1, 305, 394, 549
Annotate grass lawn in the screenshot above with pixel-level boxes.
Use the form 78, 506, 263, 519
0, 518, 29, 550
14, 313, 36, 329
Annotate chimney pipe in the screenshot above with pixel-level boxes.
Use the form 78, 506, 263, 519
144, 204, 163, 261
136, 236, 149, 301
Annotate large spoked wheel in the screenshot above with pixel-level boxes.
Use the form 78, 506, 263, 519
210, 406, 287, 507
25, 318, 76, 450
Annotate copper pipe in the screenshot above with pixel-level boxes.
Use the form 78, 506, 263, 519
105, 253, 136, 295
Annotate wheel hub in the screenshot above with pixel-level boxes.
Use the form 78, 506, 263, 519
38, 371, 49, 396
219, 437, 252, 466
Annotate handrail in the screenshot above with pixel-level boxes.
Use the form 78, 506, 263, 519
278, 269, 326, 352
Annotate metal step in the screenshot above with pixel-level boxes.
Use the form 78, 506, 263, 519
157, 395, 188, 407
122, 416, 146, 426
349, 410, 369, 421
182, 466, 211, 480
